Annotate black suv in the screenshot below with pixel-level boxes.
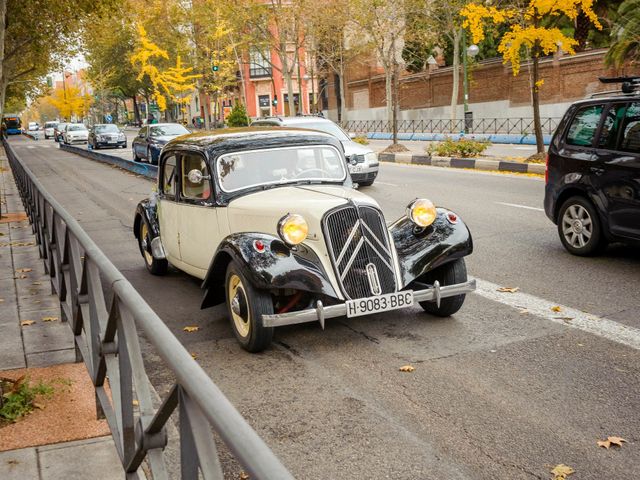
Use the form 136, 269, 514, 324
544, 77, 640, 255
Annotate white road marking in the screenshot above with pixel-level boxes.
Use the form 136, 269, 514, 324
514, 146, 535, 150
496, 201, 544, 212
473, 277, 640, 350
376, 181, 399, 187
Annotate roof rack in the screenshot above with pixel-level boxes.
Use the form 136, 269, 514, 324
591, 76, 640, 97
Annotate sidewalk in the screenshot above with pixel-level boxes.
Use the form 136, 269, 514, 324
0, 148, 122, 479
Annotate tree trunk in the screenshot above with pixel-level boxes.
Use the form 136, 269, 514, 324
385, 68, 392, 131
574, 10, 590, 51
339, 65, 347, 123
532, 54, 544, 154
132, 96, 141, 125
392, 62, 400, 145
297, 50, 304, 114
450, 28, 461, 125
0, 0, 7, 118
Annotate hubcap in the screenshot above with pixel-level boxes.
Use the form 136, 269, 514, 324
228, 274, 250, 338
562, 204, 592, 248
140, 223, 153, 265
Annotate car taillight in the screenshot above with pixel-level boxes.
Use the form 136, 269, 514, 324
545, 153, 549, 184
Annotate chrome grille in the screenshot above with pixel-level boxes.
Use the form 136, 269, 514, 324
324, 205, 396, 299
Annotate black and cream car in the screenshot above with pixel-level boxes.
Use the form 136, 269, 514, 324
134, 128, 475, 352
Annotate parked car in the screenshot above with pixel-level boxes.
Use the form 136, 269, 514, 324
134, 128, 475, 352
28, 122, 39, 131
132, 123, 190, 165
544, 76, 640, 255
251, 115, 380, 186
62, 123, 89, 145
89, 123, 127, 149
54, 123, 68, 142
44, 121, 58, 139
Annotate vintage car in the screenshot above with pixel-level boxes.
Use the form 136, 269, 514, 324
134, 128, 475, 352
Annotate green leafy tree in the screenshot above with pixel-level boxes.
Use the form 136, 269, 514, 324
226, 101, 249, 127
606, 0, 640, 67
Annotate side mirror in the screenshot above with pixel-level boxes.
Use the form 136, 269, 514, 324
188, 169, 210, 184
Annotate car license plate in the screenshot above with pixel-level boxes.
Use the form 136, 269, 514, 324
346, 291, 414, 318
108, 139, 117, 143
351, 165, 362, 173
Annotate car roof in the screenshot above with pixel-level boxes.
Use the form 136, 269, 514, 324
252, 116, 333, 125
164, 127, 343, 157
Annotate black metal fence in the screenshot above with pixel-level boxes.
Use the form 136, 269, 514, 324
341, 118, 561, 135
4, 139, 294, 480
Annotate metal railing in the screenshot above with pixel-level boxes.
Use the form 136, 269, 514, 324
4, 139, 294, 480
341, 118, 561, 135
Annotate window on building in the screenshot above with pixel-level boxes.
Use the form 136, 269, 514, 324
249, 48, 271, 78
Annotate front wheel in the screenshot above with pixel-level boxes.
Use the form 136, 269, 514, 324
557, 196, 605, 256
138, 221, 168, 275
225, 261, 274, 352
418, 258, 468, 317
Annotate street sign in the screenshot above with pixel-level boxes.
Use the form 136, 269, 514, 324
105, 114, 113, 123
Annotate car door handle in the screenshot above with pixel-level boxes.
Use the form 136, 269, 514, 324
590, 167, 605, 176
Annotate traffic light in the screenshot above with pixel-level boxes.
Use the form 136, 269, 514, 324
272, 95, 278, 107
211, 64, 219, 73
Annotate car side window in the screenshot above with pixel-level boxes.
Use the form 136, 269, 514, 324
181, 153, 211, 201
161, 155, 177, 199
598, 104, 627, 150
565, 105, 603, 147
620, 102, 640, 154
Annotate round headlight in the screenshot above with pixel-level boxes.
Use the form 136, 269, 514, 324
407, 199, 437, 227
278, 214, 308, 245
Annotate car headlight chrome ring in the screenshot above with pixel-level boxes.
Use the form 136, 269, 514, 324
407, 198, 437, 228
278, 213, 308, 245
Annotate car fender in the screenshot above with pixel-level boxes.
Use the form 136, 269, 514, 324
134, 194, 161, 241
201, 233, 338, 309
390, 208, 473, 287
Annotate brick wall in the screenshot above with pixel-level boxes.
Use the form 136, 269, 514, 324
324, 49, 639, 117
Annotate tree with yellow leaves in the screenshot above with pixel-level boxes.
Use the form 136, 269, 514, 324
48, 84, 92, 121
461, 1, 602, 154
130, 25, 201, 115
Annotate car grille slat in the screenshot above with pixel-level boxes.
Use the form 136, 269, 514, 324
324, 205, 396, 299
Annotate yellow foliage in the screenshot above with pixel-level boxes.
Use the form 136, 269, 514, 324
47, 84, 92, 120
130, 25, 200, 111
461, 0, 601, 75
499, 26, 578, 75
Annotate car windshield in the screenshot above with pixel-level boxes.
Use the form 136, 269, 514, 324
45, 122, 57, 128
291, 121, 350, 141
95, 124, 119, 133
150, 124, 189, 136
68, 124, 87, 131
57, 124, 67, 130
216, 145, 346, 192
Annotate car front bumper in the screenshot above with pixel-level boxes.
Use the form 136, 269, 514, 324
261, 278, 476, 328
67, 137, 88, 144
96, 141, 126, 148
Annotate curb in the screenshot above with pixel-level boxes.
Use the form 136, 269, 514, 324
59, 144, 158, 179
378, 152, 546, 175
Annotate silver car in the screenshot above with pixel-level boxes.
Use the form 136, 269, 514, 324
251, 116, 379, 186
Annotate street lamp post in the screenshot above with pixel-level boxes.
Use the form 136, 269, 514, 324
462, 30, 479, 133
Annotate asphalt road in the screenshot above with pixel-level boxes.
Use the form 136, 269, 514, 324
9, 135, 640, 479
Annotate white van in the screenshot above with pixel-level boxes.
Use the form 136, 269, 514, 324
28, 122, 39, 131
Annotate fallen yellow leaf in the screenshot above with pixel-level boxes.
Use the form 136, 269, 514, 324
183, 326, 199, 333
551, 464, 575, 479
551, 306, 562, 313
598, 436, 627, 449
132, 399, 139, 406
20, 320, 35, 326
497, 287, 519, 293
16, 268, 32, 273
191, 352, 198, 359
239, 471, 250, 480
42, 316, 58, 322
399, 365, 415, 373
32, 281, 42, 285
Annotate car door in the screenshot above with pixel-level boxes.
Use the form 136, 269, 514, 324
175, 151, 226, 275
157, 153, 181, 263
593, 101, 640, 239
134, 127, 148, 158
558, 103, 606, 190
